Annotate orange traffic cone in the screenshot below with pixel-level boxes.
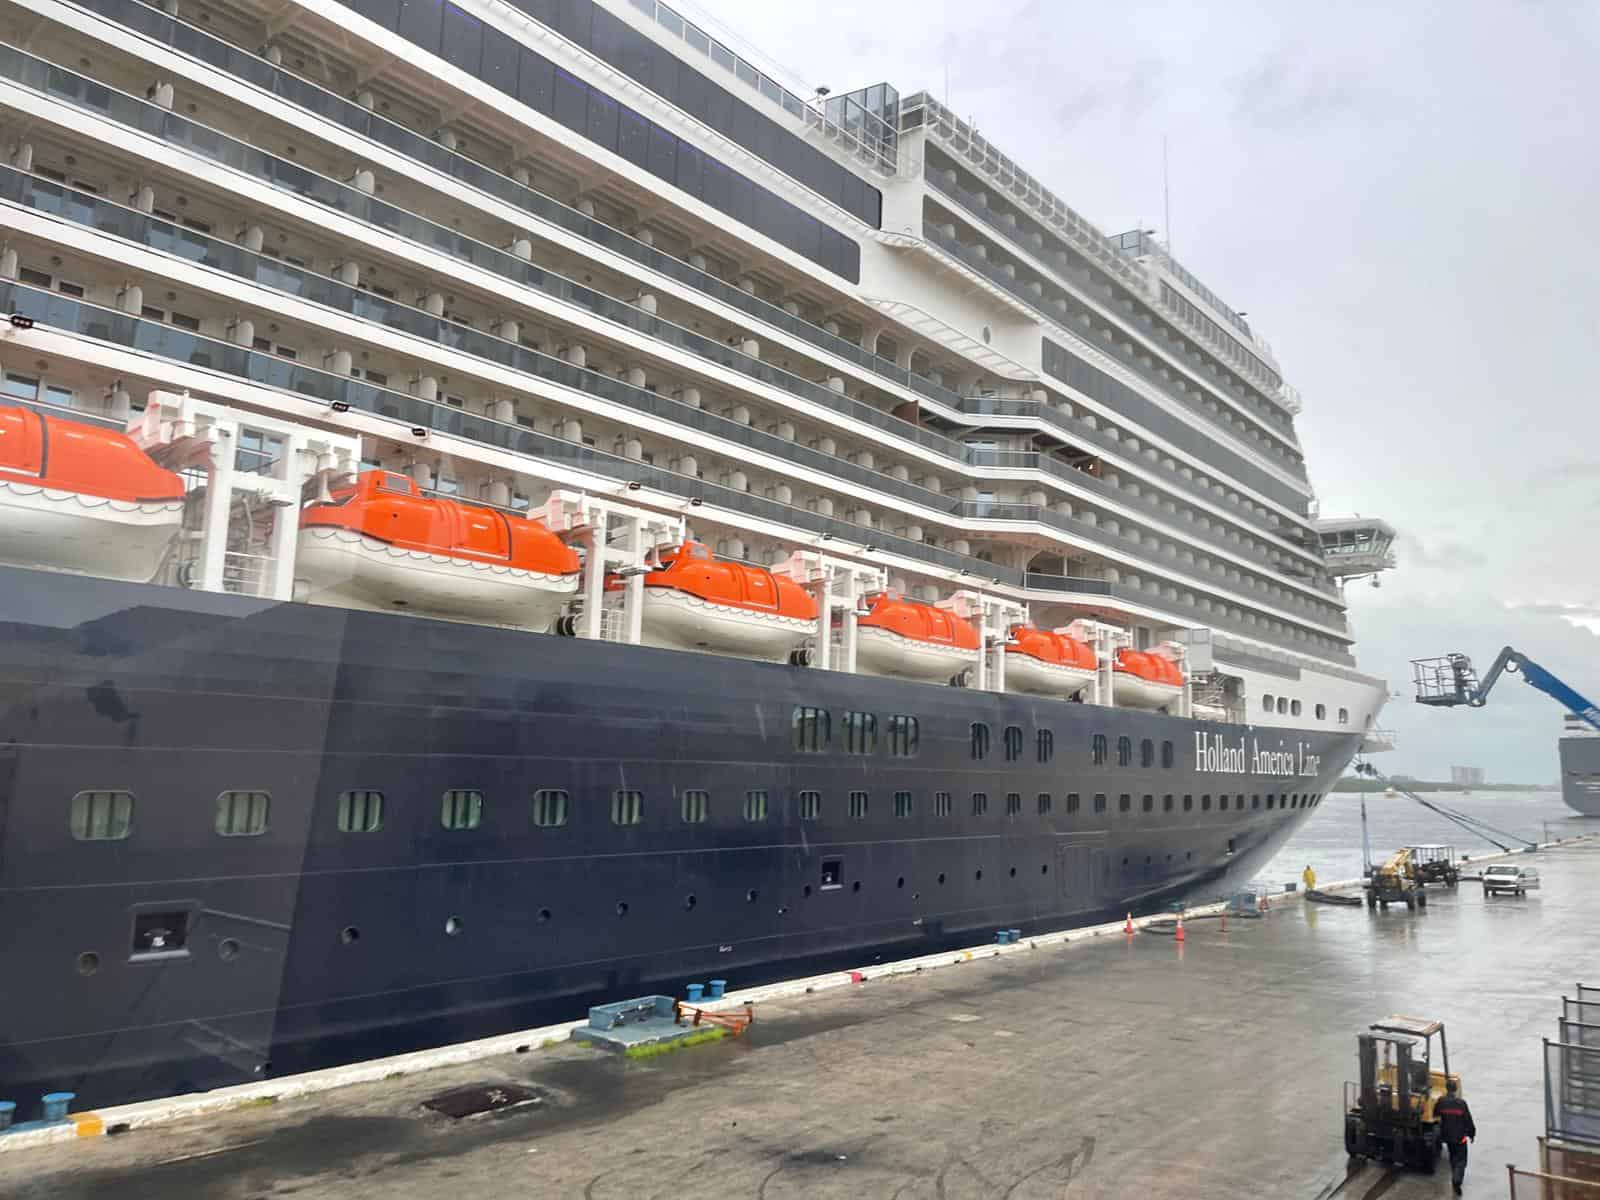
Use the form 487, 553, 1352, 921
1124, 912, 1134, 936
1174, 914, 1186, 943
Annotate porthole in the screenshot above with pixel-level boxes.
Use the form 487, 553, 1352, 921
974, 869, 983, 881
1041, 864, 1049, 874
339, 926, 360, 944
852, 881, 861, 893
937, 872, 947, 885
803, 884, 813, 898
615, 902, 629, 917
76, 951, 100, 976
745, 888, 759, 903
445, 916, 463, 935
218, 938, 241, 961
537, 908, 552, 923
684, 894, 697, 910
1008, 866, 1017, 877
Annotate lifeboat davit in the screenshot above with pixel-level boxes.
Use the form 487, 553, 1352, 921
619, 541, 817, 661
1004, 625, 1098, 698
1112, 647, 1186, 710
854, 594, 981, 684
0, 404, 185, 581
297, 471, 579, 628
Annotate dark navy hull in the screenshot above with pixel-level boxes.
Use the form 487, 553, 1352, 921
0, 565, 1360, 1113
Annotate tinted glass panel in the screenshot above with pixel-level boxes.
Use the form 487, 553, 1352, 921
439, 4, 483, 75
516, 49, 554, 114
553, 68, 588, 132
397, 0, 443, 54
647, 122, 677, 181
480, 25, 520, 92
586, 87, 619, 152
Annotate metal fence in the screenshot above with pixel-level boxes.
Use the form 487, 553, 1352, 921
1510, 1166, 1600, 1199
1549, 1037, 1600, 1147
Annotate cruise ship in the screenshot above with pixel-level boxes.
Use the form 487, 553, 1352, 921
1561, 714, 1600, 816
0, 0, 1398, 1111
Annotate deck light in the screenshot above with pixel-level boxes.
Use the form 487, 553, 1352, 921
8, 314, 34, 329
410, 426, 427, 438
331, 401, 351, 413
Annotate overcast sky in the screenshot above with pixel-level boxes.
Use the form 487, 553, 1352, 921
680, 0, 1600, 782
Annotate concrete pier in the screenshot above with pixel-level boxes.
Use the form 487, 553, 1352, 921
2, 838, 1595, 1199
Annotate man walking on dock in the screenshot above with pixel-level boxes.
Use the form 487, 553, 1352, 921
1435, 1080, 1476, 1194
1302, 864, 1316, 892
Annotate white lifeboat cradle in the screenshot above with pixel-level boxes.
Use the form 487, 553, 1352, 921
98, 390, 1198, 718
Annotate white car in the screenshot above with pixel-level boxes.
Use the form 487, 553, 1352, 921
1482, 864, 1540, 897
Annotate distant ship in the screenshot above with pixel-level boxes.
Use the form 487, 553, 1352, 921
1560, 714, 1600, 816
0, 0, 1394, 1113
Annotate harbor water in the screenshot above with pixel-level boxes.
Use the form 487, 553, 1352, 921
1257, 788, 1599, 886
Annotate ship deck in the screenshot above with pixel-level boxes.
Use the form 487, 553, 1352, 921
4, 836, 1598, 1199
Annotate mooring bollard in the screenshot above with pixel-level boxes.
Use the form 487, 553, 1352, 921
685, 983, 705, 1004
707, 979, 727, 1000
41, 1092, 75, 1124
0, 1101, 15, 1132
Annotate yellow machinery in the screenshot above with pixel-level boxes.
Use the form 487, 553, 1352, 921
1344, 1016, 1462, 1171
1364, 847, 1427, 911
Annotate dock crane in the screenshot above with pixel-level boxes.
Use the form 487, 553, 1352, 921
1412, 647, 1600, 731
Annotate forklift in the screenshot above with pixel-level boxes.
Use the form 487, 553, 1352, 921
1405, 845, 1460, 889
1343, 1016, 1461, 1173
1364, 847, 1426, 910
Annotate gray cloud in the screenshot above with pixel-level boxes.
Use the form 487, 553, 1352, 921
1396, 533, 1487, 573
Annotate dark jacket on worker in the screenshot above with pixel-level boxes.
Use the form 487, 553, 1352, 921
1435, 1093, 1476, 1145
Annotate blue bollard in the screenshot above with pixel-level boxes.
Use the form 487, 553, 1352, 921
707, 979, 727, 1000
1009, 928, 1022, 941
685, 983, 705, 1004
41, 1093, 74, 1124
0, 1101, 15, 1132
996, 930, 1012, 945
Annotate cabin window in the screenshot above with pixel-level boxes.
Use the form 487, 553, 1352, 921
215, 790, 270, 837
1201, 794, 1212, 811
792, 706, 830, 752
1217, 795, 1229, 812
1006, 792, 1022, 817
894, 790, 914, 818
821, 858, 844, 889
1276, 697, 1288, 714
1315, 703, 1327, 720
1091, 734, 1107, 765
1142, 794, 1154, 813
70, 790, 134, 841
682, 789, 710, 824
848, 790, 869, 819
1262, 693, 1274, 712
1118, 794, 1131, 813
2, 372, 40, 400
1093, 793, 1107, 813
1117, 737, 1132, 767
1291, 700, 1303, 716
1140, 739, 1155, 768
971, 723, 991, 760
743, 790, 769, 821
1161, 740, 1174, 768
798, 790, 821, 821
1067, 793, 1081, 814
611, 790, 644, 826
887, 715, 920, 757
842, 711, 878, 755
1037, 729, 1054, 763
1182, 794, 1193, 812
1252, 794, 1261, 810
532, 789, 570, 827
440, 789, 483, 830
1163, 794, 1174, 812
1003, 725, 1024, 761
971, 792, 989, 816
1037, 792, 1053, 815
1338, 708, 1350, 724
337, 789, 384, 833
934, 791, 953, 817
1267, 794, 1276, 809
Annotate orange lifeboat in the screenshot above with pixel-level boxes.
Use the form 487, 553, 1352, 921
1004, 625, 1098, 698
616, 541, 817, 662
0, 404, 185, 581
1112, 647, 1186, 711
296, 470, 579, 628
854, 593, 981, 684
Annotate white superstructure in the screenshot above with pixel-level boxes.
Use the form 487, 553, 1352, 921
0, 0, 1392, 730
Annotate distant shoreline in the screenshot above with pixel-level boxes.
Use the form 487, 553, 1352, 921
1333, 779, 1558, 794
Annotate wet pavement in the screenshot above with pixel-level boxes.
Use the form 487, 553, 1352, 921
3, 841, 1595, 1199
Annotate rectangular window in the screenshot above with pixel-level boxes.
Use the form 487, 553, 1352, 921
1142, 794, 1154, 813
793, 705, 830, 752
887, 714, 919, 757
215, 790, 270, 836
894, 790, 914, 818
798, 789, 821, 821
337, 789, 384, 833
1005, 792, 1022, 817
1161, 740, 1175, 768
1091, 734, 1107, 765
440, 789, 483, 830
681, 789, 709, 824
1118, 794, 1132, 813
1164, 794, 1174, 812
848, 790, 868, 820
1140, 739, 1155, 768
1037, 729, 1054, 763
1201, 794, 1212, 811
842, 711, 878, 755
171, 311, 200, 331
1037, 792, 1053, 815
1183, 794, 1194, 811
743, 789, 769, 821
1003, 725, 1024, 761
820, 857, 843, 889
1067, 792, 1081, 814
1252, 795, 1261, 810
971, 723, 990, 760
70, 790, 134, 840
611, 789, 643, 825
1117, 736, 1133, 767
971, 791, 989, 816
18, 266, 51, 287
1093, 793, 1107, 814
934, 791, 952, 817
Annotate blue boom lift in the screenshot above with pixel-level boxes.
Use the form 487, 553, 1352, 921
1412, 648, 1600, 732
